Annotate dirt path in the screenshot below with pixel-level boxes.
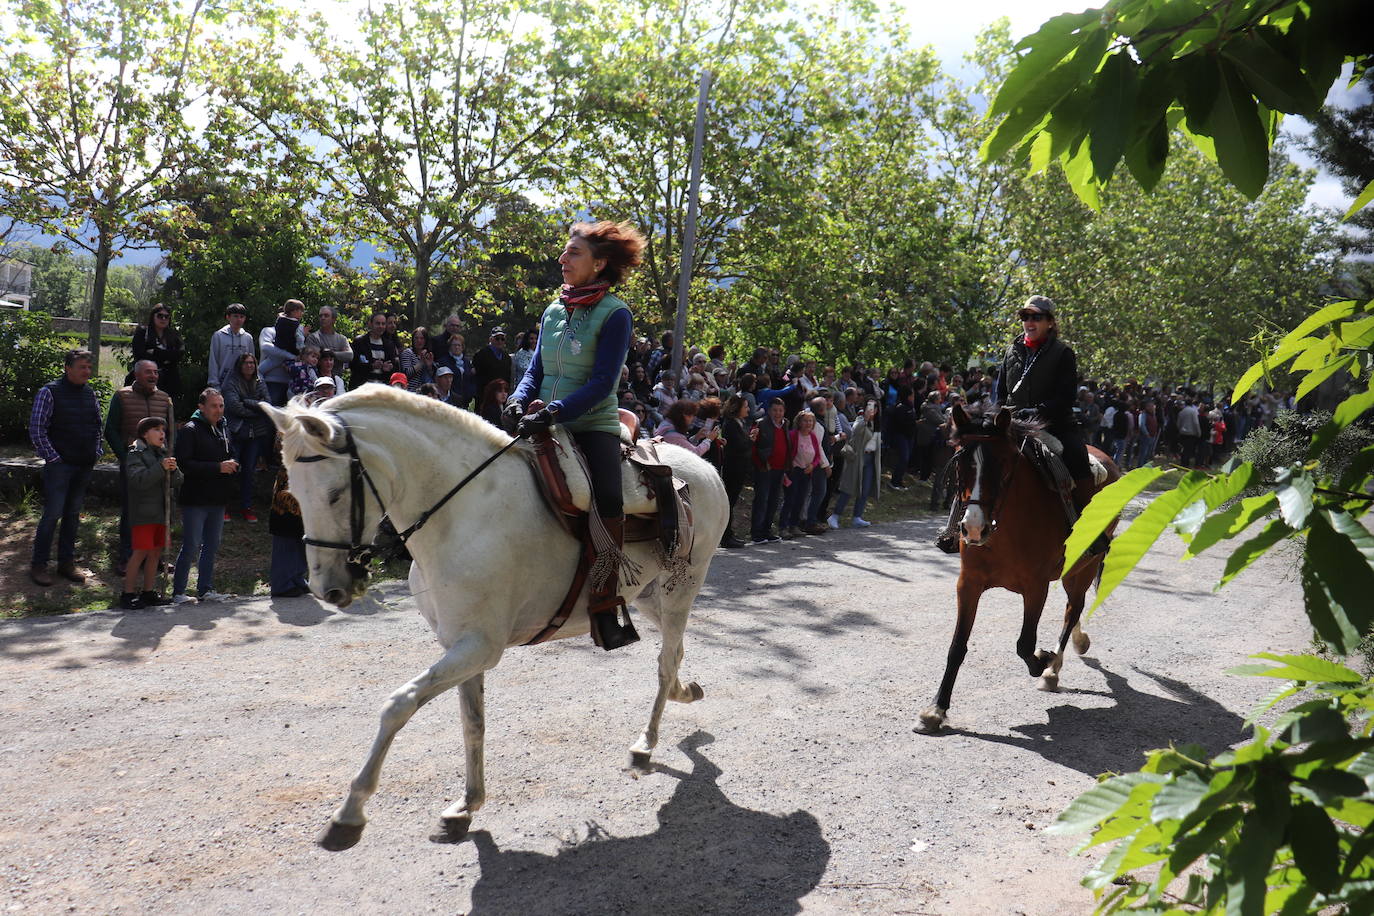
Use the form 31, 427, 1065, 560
0, 514, 1308, 915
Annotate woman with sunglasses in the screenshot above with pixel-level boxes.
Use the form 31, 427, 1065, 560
131, 304, 184, 401
993, 294, 1108, 556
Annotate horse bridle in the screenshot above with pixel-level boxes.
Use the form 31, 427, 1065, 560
296, 416, 521, 578
952, 430, 1022, 534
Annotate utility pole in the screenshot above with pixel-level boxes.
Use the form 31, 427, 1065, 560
670, 70, 713, 385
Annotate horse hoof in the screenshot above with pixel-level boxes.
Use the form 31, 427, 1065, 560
1039, 673, 1060, 692
629, 748, 653, 769
439, 813, 472, 840
915, 707, 946, 734
1072, 631, 1091, 655
687, 681, 704, 702
317, 820, 365, 851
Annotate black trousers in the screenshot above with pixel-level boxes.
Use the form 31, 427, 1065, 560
1048, 421, 1092, 480
722, 462, 749, 536
573, 430, 623, 518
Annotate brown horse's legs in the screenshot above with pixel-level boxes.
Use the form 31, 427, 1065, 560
1015, 582, 1055, 677
917, 579, 984, 732
1043, 568, 1096, 688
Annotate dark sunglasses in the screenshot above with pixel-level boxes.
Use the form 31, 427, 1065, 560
154, 311, 170, 318
1017, 310, 1051, 322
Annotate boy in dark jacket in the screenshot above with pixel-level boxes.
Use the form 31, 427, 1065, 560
120, 417, 183, 609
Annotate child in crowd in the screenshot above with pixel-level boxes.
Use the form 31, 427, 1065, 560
287, 344, 321, 396
120, 417, 183, 609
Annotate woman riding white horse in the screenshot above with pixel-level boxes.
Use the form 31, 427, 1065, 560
263, 385, 727, 849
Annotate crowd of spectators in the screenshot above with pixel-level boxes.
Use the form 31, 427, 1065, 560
25, 297, 1295, 606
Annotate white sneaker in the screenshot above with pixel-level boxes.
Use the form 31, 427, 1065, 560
171, 593, 196, 605
826, 514, 840, 529
199, 591, 231, 603
853, 517, 872, 527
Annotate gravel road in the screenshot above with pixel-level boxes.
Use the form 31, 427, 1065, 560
0, 513, 1309, 915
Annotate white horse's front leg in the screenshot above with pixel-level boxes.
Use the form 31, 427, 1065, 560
438, 673, 485, 839
630, 581, 704, 769
319, 638, 496, 851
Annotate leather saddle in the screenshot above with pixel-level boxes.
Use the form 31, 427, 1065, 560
521, 408, 695, 645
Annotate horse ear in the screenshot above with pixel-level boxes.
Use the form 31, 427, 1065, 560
952, 404, 970, 427
260, 402, 293, 435
995, 408, 1013, 432
296, 413, 344, 450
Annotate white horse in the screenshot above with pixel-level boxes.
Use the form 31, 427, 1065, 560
262, 386, 729, 850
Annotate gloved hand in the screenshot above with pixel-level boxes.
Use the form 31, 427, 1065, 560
516, 407, 557, 438
503, 399, 526, 424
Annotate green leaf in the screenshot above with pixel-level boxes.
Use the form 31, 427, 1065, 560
1290, 802, 1342, 893
1344, 179, 1374, 221
1279, 299, 1363, 348
1220, 27, 1321, 115
1232, 336, 1319, 399
1244, 679, 1301, 727
1309, 381, 1374, 457
1295, 767, 1368, 806
1048, 772, 1169, 835
1124, 115, 1169, 192
1286, 707, 1357, 747
1305, 510, 1374, 651
1089, 51, 1140, 182
1091, 471, 1216, 612
1151, 770, 1211, 823
1245, 652, 1363, 684
1349, 750, 1374, 790
1202, 56, 1270, 198
1175, 463, 1257, 538
1274, 465, 1314, 529
1294, 353, 1356, 402
1302, 550, 1364, 653
1186, 492, 1278, 558
1064, 466, 1169, 575
1061, 134, 1102, 209
994, 11, 1101, 115
1167, 807, 1244, 876
1219, 518, 1291, 588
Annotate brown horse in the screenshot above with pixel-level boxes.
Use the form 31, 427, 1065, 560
917, 406, 1121, 733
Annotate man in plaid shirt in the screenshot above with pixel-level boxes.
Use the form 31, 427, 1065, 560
29, 349, 104, 587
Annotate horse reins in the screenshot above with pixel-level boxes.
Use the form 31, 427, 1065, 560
952, 430, 1021, 527
297, 416, 522, 572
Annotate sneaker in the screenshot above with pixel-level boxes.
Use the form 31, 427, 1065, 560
119, 591, 144, 610
199, 591, 231, 603
140, 591, 172, 606
852, 517, 872, 527
826, 514, 840, 530
242, 510, 259, 523
223, 509, 233, 522
171, 593, 197, 605
719, 534, 747, 549
889, 483, 908, 491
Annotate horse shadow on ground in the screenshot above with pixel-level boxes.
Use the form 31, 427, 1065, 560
459, 731, 830, 916
944, 657, 1247, 778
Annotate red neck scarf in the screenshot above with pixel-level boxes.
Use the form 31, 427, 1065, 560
1024, 333, 1046, 350
560, 281, 611, 309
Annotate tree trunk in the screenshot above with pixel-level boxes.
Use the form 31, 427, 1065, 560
414, 248, 431, 330
86, 228, 113, 374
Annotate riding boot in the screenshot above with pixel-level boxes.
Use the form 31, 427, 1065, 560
588, 514, 640, 651
1073, 478, 1111, 557
933, 499, 962, 554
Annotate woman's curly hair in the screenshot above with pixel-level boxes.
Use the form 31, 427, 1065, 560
570, 220, 646, 286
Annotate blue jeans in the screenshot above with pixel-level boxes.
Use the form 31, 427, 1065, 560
832, 453, 876, 521
270, 534, 309, 595
750, 468, 785, 539
32, 460, 93, 566
1132, 434, 1158, 469
174, 504, 225, 596
780, 469, 807, 527
232, 433, 267, 512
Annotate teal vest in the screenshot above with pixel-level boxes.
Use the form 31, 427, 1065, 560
537, 293, 629, 435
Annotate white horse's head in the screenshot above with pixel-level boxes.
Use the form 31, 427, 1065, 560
261, 398, 385, 608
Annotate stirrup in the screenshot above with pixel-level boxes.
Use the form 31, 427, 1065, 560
934, 531, 960, 554
589, 600, 640, 651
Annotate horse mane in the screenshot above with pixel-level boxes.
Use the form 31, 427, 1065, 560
956, 404, 1045, 443
279, 385, 515, 461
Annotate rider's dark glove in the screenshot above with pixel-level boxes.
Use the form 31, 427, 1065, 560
503, 399, 526, 424
517, 406, 557, 438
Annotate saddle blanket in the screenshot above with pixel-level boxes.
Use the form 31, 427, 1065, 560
1033, 429, 1109, 486
550, 427, 660, 515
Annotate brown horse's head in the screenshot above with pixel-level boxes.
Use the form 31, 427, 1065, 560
950, 405, 1018, 546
